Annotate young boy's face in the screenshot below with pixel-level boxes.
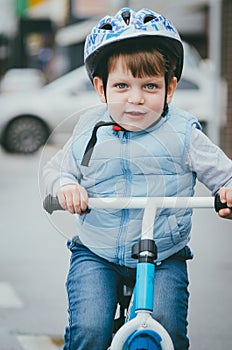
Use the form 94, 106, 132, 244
94, 56, 177, 131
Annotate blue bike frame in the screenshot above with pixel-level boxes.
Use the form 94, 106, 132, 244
110, 198, 174, 350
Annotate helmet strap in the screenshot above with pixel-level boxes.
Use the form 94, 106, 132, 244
161, 71, 169, 117
103, 78, 107, 102
81, 121, 126, 166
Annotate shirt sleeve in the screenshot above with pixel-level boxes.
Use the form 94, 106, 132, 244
186, 126, 232, 195
43, 137, 82, 195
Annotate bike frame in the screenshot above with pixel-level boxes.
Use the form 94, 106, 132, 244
44, 195, 222, 350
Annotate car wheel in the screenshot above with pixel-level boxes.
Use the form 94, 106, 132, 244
2, 116, 49, 153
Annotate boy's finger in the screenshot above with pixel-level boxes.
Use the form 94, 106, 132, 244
72, 190, 81, 213
57, 191, 68, 210
219, 208, 232, 219
79, 189, 89, 212
65, 194, 76, 213
219, 187, 227, 203
226, 191, 232, 207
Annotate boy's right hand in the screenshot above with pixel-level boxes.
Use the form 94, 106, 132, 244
56, 184, 89, 215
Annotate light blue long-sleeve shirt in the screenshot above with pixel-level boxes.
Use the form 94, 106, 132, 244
187, 126, 232, 193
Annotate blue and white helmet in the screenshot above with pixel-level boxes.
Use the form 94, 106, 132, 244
84, 8, 184, 82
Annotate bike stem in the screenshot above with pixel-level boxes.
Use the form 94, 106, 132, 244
131, 199, 158, 313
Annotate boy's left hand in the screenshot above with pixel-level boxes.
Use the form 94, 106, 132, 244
218, 187, 232, 219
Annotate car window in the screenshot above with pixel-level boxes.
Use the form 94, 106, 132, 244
177, 78, 199, 90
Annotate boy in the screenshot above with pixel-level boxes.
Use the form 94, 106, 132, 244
43, 8, 232, 350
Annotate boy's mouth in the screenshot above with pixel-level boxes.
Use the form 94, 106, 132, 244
125, 110, 146, 119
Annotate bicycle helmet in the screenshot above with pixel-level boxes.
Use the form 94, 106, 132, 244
84, 7, 184, 83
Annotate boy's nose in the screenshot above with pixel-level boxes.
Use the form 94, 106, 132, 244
128, 90, 144, 104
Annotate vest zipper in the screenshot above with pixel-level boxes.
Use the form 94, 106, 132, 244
117, 131, 131, 265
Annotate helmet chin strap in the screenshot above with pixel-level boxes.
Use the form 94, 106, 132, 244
81, 121, 127, 167
161, 71, 169, 117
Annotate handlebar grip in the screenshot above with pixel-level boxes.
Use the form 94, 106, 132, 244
214, 193, 231, 212
43, 194, 64, 214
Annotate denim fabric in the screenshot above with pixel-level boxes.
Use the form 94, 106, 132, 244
152, 246, 192, 350
63, 237, 192, 350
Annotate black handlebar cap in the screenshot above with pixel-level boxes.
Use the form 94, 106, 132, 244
43, 194, 62, 214
214, 193, 230, 212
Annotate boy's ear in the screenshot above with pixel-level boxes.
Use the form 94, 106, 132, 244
166, 77, 177, 104
93, 76, 106, 103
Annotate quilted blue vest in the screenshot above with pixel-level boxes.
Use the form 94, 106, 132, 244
71, 105, 201, 267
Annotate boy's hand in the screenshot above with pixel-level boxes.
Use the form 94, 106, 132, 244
56, 184, 89, 215
218, 187, 232, 219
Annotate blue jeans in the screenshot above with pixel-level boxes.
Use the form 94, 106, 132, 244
63, 237, 192, 350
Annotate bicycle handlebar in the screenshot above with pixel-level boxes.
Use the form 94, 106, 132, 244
43, 193, 229, 214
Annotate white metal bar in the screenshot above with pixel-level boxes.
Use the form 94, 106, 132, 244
88, 197, 214, 210
141, 198, 157, 240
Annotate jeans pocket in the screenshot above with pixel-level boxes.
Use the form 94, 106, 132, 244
67, 235, 83, 252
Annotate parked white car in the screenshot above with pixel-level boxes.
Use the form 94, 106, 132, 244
0, 67, 99, 153
0, 68, 46, 93
0, 43, 226, 153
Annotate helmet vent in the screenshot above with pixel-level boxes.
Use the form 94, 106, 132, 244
100, 23, 113, 30
144, 15, 156, 24
122, 11, 131, 25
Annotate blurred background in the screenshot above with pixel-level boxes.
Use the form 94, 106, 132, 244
0, 0, 231, 154
0, 1, 232, 349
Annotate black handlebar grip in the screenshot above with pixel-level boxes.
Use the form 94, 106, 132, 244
214, 193, 231, 212
43, 194, 63, 214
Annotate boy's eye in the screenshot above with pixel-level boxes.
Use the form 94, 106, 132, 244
145, 83, 156, 90
116, 83, 127, 89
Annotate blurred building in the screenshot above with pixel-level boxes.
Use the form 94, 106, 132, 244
0, 0, 16, 75
0, 0, 69, 80
221, 0, 232, 158
0, 0, 231, 156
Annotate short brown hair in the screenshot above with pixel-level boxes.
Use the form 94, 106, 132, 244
95, 41, 177, 86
